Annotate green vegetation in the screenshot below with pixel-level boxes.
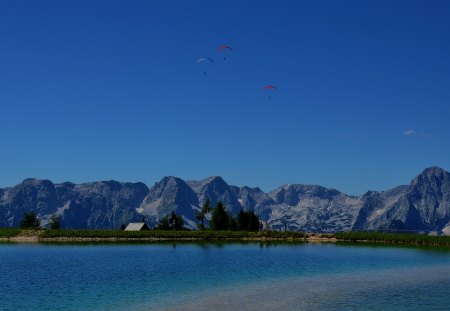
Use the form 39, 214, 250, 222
237, 210, 260, 231
196, 199, 211, 230
155, 201, 261, 232
155, 212, 185, 230
210, 201, 230, 230
3, 228, 450, 247
335, 232, 450, 246
0, 228, 21, 238
40, 229, 306, 240
20, 211, 40, 229
207, 201, 261, 231
49, 214, 61, 230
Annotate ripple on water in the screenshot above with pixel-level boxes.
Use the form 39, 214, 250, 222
161, 265, 450, 311
1, 243, 450, 311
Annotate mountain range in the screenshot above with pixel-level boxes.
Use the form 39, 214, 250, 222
1, 166, 449, 234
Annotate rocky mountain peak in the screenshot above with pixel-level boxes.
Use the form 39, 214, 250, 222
422, 166, 447, 176
1, 167, 450, 233
139, 176, 199, 227
20, 178, 53, 187
411, 166, 449, 187
409, 166, 450, 200
200, 176, 228, 190
150, 176, 190, 195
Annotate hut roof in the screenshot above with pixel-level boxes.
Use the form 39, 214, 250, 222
124, 222, 150, 231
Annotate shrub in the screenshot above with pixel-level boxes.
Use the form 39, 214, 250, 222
20, 211, 40, 229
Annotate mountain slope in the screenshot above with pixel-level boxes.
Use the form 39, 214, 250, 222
0, 179, 149, 229
360, 167, 450, 232
267, 184, 363, 232
352, 185, 409, 230
138, 176, 199, 228
1, 166, 449, 233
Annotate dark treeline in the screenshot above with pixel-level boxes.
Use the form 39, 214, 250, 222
16, 200, 260, 232
203, 199, 260, 231
155, 212, 185, 230
19, 211, 60, 230
153, 199, 261, 231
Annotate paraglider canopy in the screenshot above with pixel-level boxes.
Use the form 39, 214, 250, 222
217, 45, 233, 51
196, 57, 215, 63
218, 45, 233, 60
196, 58, 214, 75
264, 85, 277, 99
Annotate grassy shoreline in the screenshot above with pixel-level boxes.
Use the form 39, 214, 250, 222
335, 232, 450, 246
1, 229, 450, 246
0, 229, 309, 242
0, 228, 22, 238
40, 229, 310, 242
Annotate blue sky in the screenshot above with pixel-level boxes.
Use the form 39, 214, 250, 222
1, 0, 449, 194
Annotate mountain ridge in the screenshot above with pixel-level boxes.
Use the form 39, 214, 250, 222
1, 167, 449, 234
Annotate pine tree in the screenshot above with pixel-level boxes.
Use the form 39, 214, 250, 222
196, 199, 211, 230
210, 201, 229, 230
49, 214, 61, 230
238, 210, 260, 231
20, 211, 40, 229
156, 212, 184, 230
168, 212, 184, 230
238, 209, 249, 230
155, 216, 170, 230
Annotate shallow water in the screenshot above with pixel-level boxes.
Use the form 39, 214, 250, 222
0, 242, 449, 310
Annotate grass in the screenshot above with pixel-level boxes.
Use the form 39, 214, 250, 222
40, 229, 307, 240
4, 228, 450, 246
335, 231, 450, 246
0, 228, 22, 238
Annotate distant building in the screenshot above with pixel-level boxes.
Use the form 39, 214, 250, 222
124, 222, 150, 231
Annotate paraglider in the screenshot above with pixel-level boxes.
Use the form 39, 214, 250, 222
264, 85, 277, 99
196, 57, 214, 75
194, 43, 281, 104
196, 57, 214, 64
217, 45, 233, 60
217, 45, 233, 52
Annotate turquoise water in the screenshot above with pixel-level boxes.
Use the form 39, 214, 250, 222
0, 242, 449, 310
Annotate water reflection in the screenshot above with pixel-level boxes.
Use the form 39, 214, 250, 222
1, 242, 449, 311
163, 265, 450, 311
336, 241, 450, 254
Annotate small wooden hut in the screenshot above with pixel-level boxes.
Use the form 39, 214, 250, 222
124, 222, 150, 231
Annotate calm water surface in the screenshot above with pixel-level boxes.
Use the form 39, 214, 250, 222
0, 242, 449, 310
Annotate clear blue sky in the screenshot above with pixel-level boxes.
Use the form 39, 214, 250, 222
1, 0, 449, 194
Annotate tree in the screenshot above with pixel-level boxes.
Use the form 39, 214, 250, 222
247, 211, 260, 231
389, 220, 405, 233
237, 210, 260, 231
210, 201, 229, 231
156, 212, 184, 230
20, 211, 40, 229
120, 223, 126, 230
238, 210, 249, 230
228, 214, 238, 231
49, 214, 61, 230
196, 199, 211, 230
168, 212, 184, 230
155, 215, 170, 230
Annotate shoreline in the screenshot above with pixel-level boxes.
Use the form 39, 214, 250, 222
0, 235, 336, 243
0, 230, 334, 243
2, 230, 450, 247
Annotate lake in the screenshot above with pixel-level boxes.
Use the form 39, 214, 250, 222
1, 242, 449, 310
